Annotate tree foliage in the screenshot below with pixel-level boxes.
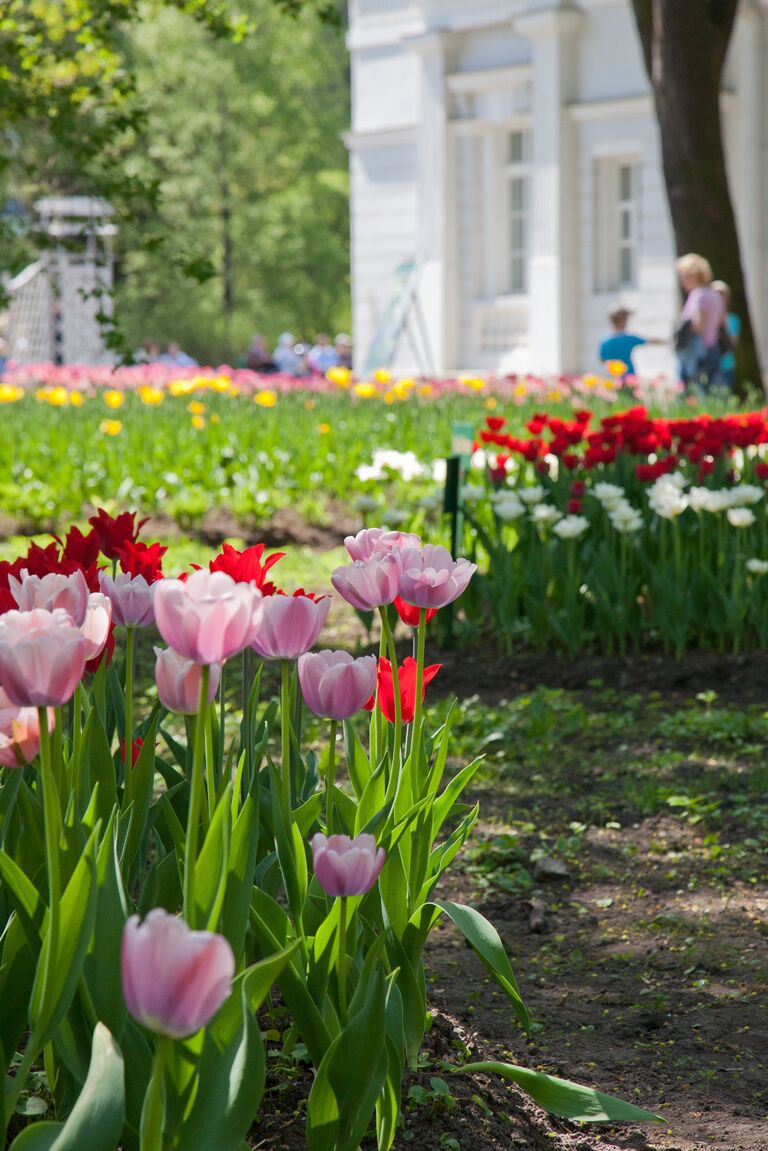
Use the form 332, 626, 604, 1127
0, 0, 349, 362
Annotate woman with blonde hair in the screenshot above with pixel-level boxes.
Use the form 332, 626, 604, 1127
674, 253, 725, 390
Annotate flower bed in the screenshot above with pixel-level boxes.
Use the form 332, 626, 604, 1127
461, 407, 768, 655
0, 514, 659, 1149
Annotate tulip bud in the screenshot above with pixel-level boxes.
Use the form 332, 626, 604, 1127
298, 650, 376, 720
250, 593, 330, 660
0, 608, 86, 707
9, 568, 89, 627
99, 571, 156, 628
154, 647, 221, 714
310, 832, 385, 897
121, 909, 234, 1039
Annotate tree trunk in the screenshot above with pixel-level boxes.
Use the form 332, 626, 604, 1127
630, 0, 764, 399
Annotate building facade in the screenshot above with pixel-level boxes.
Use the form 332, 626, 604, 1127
346, 0, 768, 377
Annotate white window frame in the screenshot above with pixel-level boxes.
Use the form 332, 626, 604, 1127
500, 129, 531, 297
593, 155, 640, 293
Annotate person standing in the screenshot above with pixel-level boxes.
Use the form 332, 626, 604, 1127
598, 304, 660, 377
710, 281, 740, 391
674, 254, 725, 391
307, 333, 340, 374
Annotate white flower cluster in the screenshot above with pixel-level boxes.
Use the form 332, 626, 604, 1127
490, 490, 525, 522
647, 474, 688, 520
355, 450, 426, 483
592, 482, 643, 534
726, 507, 756, 529
688, 484, 764, 514
553, 514, 589, 540
746, 557, 768, 575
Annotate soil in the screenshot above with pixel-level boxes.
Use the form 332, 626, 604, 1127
252, 644, 767, 1151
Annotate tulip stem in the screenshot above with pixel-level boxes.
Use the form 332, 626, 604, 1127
72, 683, 83, 802
337, 896, 348, 1023
280, 660, 292, 814
37, 707, 61, 1009
219, 661, 226, 774
184, 663, 210, 929
205, 695, 216, 818
141, 1035, 170, 1151
411, 609, 427, 782
379, 607, 402, 775
326, 719, 337, 834
124, 626, 135, 802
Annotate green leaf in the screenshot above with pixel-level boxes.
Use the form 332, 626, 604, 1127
456, 1062, 663, 1123
30, 828, 100, 1047
51, 1023, 124, 1150
121, 713, 160, 872
431, 901, 530, 1032
307, 961, 388, 1151
0, 848, 46, 952
83, 819, 128, 1037
342, 719, 372, 799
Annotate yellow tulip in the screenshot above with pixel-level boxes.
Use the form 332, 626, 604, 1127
485, 396, 498, 410
191, 415, 206, 429
188, 400, 206, 415
46, 387, 71, 406
210, 413, 221, 425
254, 391, 277, 408
318, 422, 330, 435
353, 382, 377, 399
169, 379, 197, 397
304, 398, 316, 410
103, 389, 124, 409
514, 382, 528, 398
373, 368, 391, 384
69, 391, 84, 407
139, 386, 164, 405
99, 419, 122, 436
0, 385, 23, 403
326, 366, 351, 387
419, 384, 434, 397
605, 360, 628, 378
464, 377, 485, 391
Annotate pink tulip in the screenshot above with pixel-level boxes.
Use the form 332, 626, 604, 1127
397, 545, 477, 609
344, 528, 421, 562
154, 647, 221, 714
298, 650, 377, 720
331, 554, 401, 611
9, 568, 89, 626
154, 570, 258, 664
0, 688, 54, 768
81, 592, 112, 662
310, 832, 385, 897
98, 571, 156, 628
0, 609, 86, 707
121, 909, 234, 1039
250, 593, 330, 660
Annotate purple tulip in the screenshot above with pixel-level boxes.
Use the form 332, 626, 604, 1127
331, 554, 401, 611
0, 688, 54, 768
122, 909, 234, 1039
154, 570, 258, 664
9, 568, 89, 627
310, 832, 386, 897
298, 650, 377, 720
154, 646, 221, 715
0, 608, 86, 707
250, 593, 330, 660
397, 545, 477, 610
344, 528, 421, 562
99, 571, 156, 628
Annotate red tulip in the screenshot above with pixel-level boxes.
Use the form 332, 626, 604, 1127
364, 656, 441, 724
115, 541, 166, 583
209, 542, 284, 594
393, 597, 437, 628
89, 509, 149, 560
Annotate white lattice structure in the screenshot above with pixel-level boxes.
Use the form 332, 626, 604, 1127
6, 197, 116, 365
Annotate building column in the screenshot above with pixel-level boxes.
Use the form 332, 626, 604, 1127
407, 31, 449, 374
515, 5, 582, 374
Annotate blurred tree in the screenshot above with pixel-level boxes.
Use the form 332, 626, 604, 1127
114, 1, 349, 362
630, 0, 763, 397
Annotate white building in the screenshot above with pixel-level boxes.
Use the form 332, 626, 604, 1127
346, 0, 768, 377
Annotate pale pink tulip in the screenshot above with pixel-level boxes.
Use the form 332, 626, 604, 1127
98, 571, 156, 628
310, 832, 385, 897
331, 554, 400, 611
121, 909, 234, 1038
298, 650, 377, 720
344, 528, 421, 562
0, 688, 54, 768
250, 594, 330, 660
154, 647, 221, 714
154, 570, 258, 664
0, 608, 86, 707
9, 568, 89, 626
397, 545, 477, 609
81, 592, 112, 662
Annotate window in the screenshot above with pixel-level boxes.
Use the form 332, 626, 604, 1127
594, 157, 640, 292
505, 131, 530, 295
